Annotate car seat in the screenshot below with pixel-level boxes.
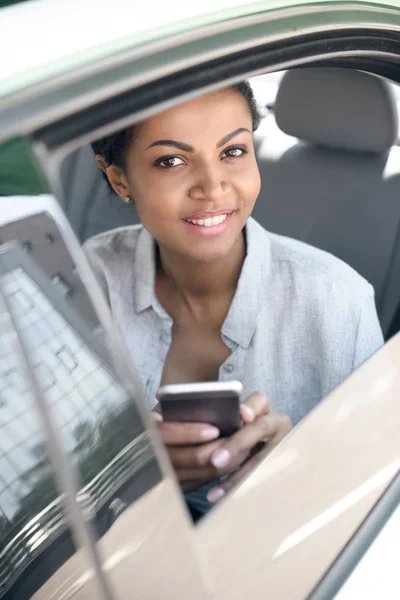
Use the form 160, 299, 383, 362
252, 67, 400, 337
61, 145, 140, 242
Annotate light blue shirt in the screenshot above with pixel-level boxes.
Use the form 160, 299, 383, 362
85, 217, 383, 515
85, 216, 383, 421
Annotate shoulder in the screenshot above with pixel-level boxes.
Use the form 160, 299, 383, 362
84, 224, 143, 258
83, 225, 145, 290
250, 218, 372, 298
83, 225, 148, 303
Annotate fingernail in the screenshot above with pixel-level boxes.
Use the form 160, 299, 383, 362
241, 404, 255, 420
207, 487, 225, 503
211, 448, 231, 469
201, 426, 220, 441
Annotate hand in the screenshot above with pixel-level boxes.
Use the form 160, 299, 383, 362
206, 393, 292, 503
151, 410, 225, 493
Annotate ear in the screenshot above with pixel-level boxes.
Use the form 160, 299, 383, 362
97, 159, 132, 202
95, 154, 108, 174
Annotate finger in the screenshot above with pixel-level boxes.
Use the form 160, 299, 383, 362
240, 392, 270, 424
150, 411, 163, 423
167, 438, 224, 469
210, 413, 291, 472
159, 421, 220, 446
207, 459, 257, 503
207, 425, 291, 503
207, 444, 271, 503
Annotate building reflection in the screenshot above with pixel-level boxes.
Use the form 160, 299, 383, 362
0, 222, 160, 599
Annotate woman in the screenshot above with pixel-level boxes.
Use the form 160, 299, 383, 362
85, 81, 383, 516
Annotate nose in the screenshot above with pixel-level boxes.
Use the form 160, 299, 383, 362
188, 162, 229, 202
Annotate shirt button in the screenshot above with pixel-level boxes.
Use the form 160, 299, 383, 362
223, 363, 234, 374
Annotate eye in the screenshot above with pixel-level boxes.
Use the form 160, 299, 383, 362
221, 145, 248, 159
154, 155, 185, 168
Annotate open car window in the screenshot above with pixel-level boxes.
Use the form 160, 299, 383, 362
2, 2, 400, 596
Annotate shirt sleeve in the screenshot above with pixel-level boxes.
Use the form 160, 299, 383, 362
352, 284, 384, 370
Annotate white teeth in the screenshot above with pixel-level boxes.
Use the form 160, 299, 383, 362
186, 214, 228, 227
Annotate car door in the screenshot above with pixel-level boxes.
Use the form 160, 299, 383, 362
0, 192, 212, 600
1, 2, 400, 599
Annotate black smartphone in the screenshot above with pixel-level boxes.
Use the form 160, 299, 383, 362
156, 381, 243, 437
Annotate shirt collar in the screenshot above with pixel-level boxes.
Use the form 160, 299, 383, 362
134, 226, 156, 313
133, 217, 271, 347
221, 217, 271, 348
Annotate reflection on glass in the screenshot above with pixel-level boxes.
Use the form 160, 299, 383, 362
0, 306, 73, 600
1, 265, 146, 478
0, 235, 161, 598
1, 245, 160, 502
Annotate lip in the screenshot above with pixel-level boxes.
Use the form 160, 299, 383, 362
183, 209, 234, 221
181, 211, 233, 236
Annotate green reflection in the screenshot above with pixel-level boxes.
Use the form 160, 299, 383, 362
0, 138, 49, 196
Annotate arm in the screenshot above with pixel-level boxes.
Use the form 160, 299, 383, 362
353, 284, 384, 370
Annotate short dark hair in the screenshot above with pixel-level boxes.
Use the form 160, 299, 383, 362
91, 81, 262, 171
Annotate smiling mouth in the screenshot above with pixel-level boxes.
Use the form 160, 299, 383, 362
183, 214, 229, 227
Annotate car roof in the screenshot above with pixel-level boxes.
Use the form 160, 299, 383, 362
1, 0, 400, 100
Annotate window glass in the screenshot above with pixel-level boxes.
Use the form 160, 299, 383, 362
0, 137, 49, 197
0, 140, 165, 597
0, 275, 103, 600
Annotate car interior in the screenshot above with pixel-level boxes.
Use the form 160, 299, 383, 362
60, 66, 400, 340
253, 67, 400, 340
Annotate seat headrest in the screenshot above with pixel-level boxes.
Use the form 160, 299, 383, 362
275, 67, 398, 153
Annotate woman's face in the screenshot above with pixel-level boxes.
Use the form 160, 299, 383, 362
120, 88, 261, 263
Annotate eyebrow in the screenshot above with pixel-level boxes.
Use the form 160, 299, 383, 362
146, 139, 194, 152
145, 127, 251, 152
216, 127, 252, 147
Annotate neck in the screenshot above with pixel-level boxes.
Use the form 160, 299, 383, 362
157, 233, 246, 304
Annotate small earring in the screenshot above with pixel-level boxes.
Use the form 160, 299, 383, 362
122, 196, 132, 204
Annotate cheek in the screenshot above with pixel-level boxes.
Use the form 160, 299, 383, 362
250, 163, 261, 195
130, 174, 182, 223
236, 161, 261, 203
134, 168, 186, 198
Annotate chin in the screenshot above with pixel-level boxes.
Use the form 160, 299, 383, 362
181, 242, 236, 265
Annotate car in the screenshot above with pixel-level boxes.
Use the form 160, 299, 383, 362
0, 0, 400, 599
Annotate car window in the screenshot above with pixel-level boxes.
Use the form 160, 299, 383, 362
0, 137, 49, 197
0, 141, 174, 598
0, 244, 108, 600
